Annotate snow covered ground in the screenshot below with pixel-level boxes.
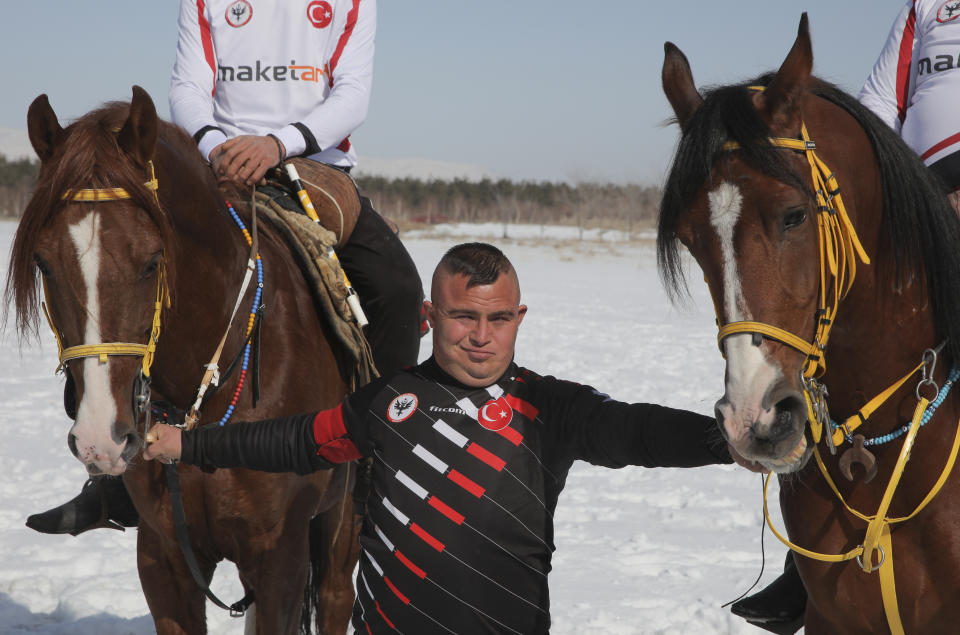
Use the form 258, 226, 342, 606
0, 220, 791, 634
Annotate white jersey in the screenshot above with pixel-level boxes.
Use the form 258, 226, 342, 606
859, 0, 960, 173
170, 0, 375, 168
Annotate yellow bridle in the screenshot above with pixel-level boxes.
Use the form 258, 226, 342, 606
718, 122, 870, 381
42, 160, 169, 378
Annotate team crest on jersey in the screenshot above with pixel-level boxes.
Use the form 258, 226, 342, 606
478, 396, 513, 431
225, 0, 253, 27
307, 0, 334, 28
387, 393, 418, 422
937, 1, 960, 22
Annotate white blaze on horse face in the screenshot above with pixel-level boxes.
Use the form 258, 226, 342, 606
708, 182, 781, 444
67, 210, 124, 474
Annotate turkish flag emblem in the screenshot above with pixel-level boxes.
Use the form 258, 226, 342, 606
478, 397, 513, 431
307, 0, 334, 28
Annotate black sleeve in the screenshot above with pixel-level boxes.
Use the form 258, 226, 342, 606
179, 377, 391, 474
181, 412, 335, 475
540, 378, 732, 469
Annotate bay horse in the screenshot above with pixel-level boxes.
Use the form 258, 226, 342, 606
658, 14, 960, 634
6, 87, 359, 634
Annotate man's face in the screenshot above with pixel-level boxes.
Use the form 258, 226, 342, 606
425, 271, 527, 387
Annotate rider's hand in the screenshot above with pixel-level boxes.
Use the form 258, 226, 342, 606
143, 423, 184, 464
728, 443, 769, 474
210, 135, 284, 186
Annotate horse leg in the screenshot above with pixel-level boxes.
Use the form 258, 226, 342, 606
314, 463, 362, 635
137, 522, 209, 635
234, 490, 316, 635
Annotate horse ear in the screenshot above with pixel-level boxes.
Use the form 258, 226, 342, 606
662, 42, 703, 131
117, 85, 158, 167
758, 13, 813, 133
27, 94, 65, 163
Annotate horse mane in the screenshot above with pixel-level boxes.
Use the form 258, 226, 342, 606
657, 73, 960, 364
4, 101, 184, 339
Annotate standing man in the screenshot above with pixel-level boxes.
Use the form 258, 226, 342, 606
145, 242, 738, 634
26, 0, 422, 536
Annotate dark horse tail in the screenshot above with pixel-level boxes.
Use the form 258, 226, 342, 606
301, 514, 331, 635
300, 459, 370, 634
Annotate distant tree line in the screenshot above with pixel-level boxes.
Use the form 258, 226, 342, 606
355, 176, 661, 235
0, 154, 39, 218
0, 153, 661, 235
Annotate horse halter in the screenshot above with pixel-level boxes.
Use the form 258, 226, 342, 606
718, 111, 870, 444
41, 160, 169, 421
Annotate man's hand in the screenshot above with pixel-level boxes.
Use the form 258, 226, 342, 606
143, 423, 184, 464
728, 443, 769, 474
210, 135, 284, 186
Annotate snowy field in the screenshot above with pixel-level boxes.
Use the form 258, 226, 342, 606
0, 220, 791, 634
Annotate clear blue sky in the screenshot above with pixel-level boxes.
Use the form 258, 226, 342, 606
0, 1, 906, 184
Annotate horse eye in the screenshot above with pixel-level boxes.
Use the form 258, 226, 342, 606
140, 252, 162, 279
782, 207, 807, 231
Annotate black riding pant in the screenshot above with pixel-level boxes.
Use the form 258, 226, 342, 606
337, 196, 422, 375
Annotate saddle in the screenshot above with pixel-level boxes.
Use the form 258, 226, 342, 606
263, 158, 361, 248
225, 160, 377, 392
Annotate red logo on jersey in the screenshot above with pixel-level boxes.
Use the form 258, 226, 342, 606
387, 393, 418, 423
478, 397, 513, 431
307, 1, 334, 28
937, 1, 960, 22
225, 0, 253, 27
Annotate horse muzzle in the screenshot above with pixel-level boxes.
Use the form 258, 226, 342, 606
715, 386, 811, 473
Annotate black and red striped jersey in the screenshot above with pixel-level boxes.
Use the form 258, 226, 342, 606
181, 357, 730, 633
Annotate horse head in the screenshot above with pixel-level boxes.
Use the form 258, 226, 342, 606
659, 16, 825, 472
17, 87, 172, 476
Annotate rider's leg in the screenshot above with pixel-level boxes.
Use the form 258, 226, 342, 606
26, 475, 138, 536
730, 551, 806, 634
335, 196, 422, 375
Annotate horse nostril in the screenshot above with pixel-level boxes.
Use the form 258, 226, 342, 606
771, 393, 805, 437
67, 433, 79, 458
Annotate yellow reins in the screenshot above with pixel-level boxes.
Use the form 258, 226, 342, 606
42, 160, 169, 378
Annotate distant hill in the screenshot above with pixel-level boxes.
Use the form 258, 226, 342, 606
0, 128, 493, 183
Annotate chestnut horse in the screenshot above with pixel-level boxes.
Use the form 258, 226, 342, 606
659, 15, 960, 634
6, 87, 359, 634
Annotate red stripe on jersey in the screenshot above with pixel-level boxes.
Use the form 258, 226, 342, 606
494, 425, 523, 446
375, 601, 396, 627
328, 0, 361, 86
410, 522, 445, 551
395, 550, 427, 579
365, 622, 372, 635
447, 469, 485, 498
383, 576, 409, 604
505, 393, 539, 422
921, 130, 960, 161
312, 406, 362, 463
196, 0, 216, 96
467, 442, 506, 471
896, 4, 916, 124
428, 496, 465, 525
